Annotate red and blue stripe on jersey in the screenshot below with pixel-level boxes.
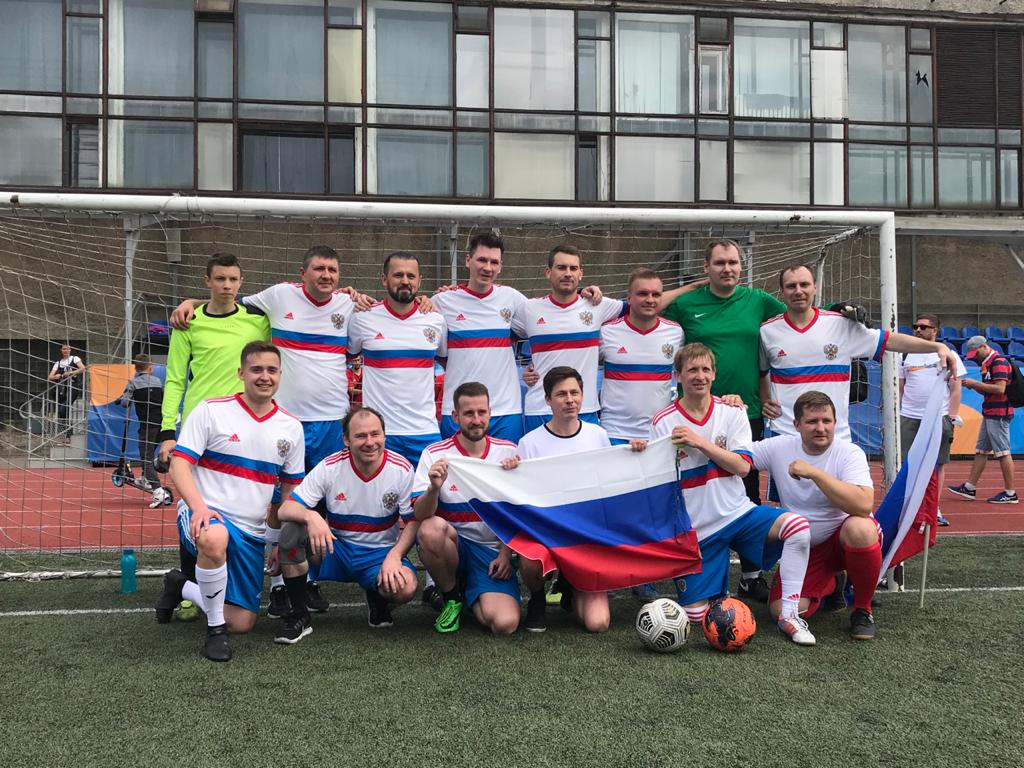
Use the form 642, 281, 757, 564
768, 363, 851, 385
271, 327, 347, 355
529, 329, 601, 353
362, 348, 436, 368
447, 328, 513, 349
173, 445, 301, 485
603, 361, 673, 382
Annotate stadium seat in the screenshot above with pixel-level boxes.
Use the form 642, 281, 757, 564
985, 325, 1010, 343
940, 325, 962, 342
944, 341, 958, 353
1008, 341, 1024, 362
961, 325, 980, 340
1008, 326, 1024, 341
897, 325, 912, 336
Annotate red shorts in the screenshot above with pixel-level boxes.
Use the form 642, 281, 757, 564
769, 526, 847, 618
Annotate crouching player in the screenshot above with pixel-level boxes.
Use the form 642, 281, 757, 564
272, 407, 419, 643
749, 390, 880, 640
650, 343, 815, 646
155, 341, 305, 662
414, 382, 521, 635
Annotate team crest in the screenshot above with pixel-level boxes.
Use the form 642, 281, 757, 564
423, 328, 438, 344
331, 312, 345, 330
714, 434, 728, 449
823, 343, 839, 361
675, 447, 688, 460
662, 343, 675, 360
381, 491, 399, 512
276, 439, 292, 457
579, 311, 593, 326
500, 307, 513, 323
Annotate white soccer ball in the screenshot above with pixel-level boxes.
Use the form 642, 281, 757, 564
635, 597, 689, 653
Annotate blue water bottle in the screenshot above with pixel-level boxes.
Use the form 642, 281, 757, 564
120, 548, 137, 594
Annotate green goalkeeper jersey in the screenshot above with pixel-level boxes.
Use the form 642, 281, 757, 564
159, 302, 270, 438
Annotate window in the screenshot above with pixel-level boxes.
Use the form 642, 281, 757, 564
578, 39, 611, 113
369, 1, 452, 107
849, 144, 907, 206
198, 22, 233, 100
241, 131, 323, 194
734, 19, 810, 120
615, 136, 693, 202
373, 129, 452, 196
616, 14, 694, 115
457, 132, 488, 197
812, 22, 843, 49
109, 0, 193, 97
67, 122, 100, 188
938, 147, 995, 207
909, 55, 933, 124
1001, 150, 1019, 207
734, 140, 809, 204
494, 133, 573, 199
494, 9, 574, 111
848, 25, 906, 123
911, 147, 934, 207
699, 47, 729, 115
456, 34, 488, 109
67, 16, 101, 94
198, 123, 233, 191
239, 0, 323, 102
0, 0, 61, 92
811, 50, 847, 119
109, 120, 193, 189
330, 132, 356, 194
699, 140, 727, 200
814, 142, 844, 205
0, 117, 62, 185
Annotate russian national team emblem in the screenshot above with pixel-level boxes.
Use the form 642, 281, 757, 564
331, 312, 345, 330
579, 311, 593, 326
276, 438, 292, 457
423, 328, 437, 344
714, 434, 728, 449
500, 307, 513, 323
662, 343, 675, 359
381, 491, 399, 512
823, 343, 839, 361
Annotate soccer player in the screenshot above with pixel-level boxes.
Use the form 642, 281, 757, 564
272, 407, 419, 642
413, 382, 521, 635
512, 245, 624, 433
347, 252, 447, 466
748, 390, 881, 641
650, 343, 815, 646
155, 341, 304, 661
760, 263, 957, 441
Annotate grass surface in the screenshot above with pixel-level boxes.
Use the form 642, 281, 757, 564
1, 537, 1022, 768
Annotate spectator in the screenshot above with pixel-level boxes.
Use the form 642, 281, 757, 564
47, 343, 85, 445
347, 355, 364, 406
118, 355, 166, 508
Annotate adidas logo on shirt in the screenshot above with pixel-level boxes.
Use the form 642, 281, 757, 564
284, 312, 294, 320
228, 434, 240, 442
537, 318, 546, 325
617, 346, 628, 354
455, 313, 466, 321
778, 350, 787, 357
374, 332, 385, 340
448, 483, 458, 492
335, 492, 347, 501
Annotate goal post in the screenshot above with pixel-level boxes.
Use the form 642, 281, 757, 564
0, 192, 898, 577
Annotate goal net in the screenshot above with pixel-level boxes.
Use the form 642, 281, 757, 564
0, 195, 896, 577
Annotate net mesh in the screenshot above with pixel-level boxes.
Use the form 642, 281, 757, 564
0, 205, 884, 576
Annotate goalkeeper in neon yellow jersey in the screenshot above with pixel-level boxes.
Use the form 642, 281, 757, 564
158, 253, 270, 465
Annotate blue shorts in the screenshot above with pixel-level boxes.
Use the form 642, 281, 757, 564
675, 505, 786, 605
609, 437, 631, 446
456, 536, 521, 608
440, 414, 525, 443
317, 538, 417, 592
177, 503, 265, 614
524, 411, 601, 434
272, 419, 344, 503
385, 432, 440, 467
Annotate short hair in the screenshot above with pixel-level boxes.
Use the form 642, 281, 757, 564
547, 244, 581, 269
915, 312, 940, 327
793, 390, 836, 421
468, 233, 504, 258
342, 405, 385, 437
206, 252, 240, 277
627, 268, 661, 292
239, 340, 280, 368
703, 238, 743, 263
133, 354, 152, 371
673, 342, 716, 374
543, 366, 583, 399
382, 250, 420, 274
301, 245, 339, 270
453, 381, 490, 410
778, 262, 816, 289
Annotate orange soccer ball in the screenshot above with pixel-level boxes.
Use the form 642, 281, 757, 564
702, 597, 757, 652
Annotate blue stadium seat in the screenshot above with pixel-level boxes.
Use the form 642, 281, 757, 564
1008, 341, 1024, 362
961, 325, 980, 340
940, 325, 962, 342
945, 341, 958, 353
898, 325, 912, 336
985, 325, 1010, 343
1008, 326, 1024, 341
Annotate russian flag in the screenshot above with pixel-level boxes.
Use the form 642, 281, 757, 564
876, 383, 945, 575
446, 437, 701, 592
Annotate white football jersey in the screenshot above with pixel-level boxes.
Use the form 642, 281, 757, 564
347, 302, 448, 435
412, 434, 519, 548
243, 284, 355, 422
748, 435, 874, 546
649, 397, 754, 540
173, 394, 305, 537
599, 316, 683, 440
290, 449, 415, 548
432, 284, 528, 417
760, 309, 888, 440
899, 351, 966, 419
511, 295, 625, 416
517, 420, 611, 460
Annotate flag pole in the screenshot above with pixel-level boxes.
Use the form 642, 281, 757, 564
918, 523, 931, 609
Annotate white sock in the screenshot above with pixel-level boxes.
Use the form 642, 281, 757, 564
424, 571, 436, 589
181, 580, 207, 612
684, 603, 709, 625
964, 482, 976, 491
195, 564, 228, 627
741, 570, 760, 580
271, 574, 284, 588
1006, 489, 1016, 495
777, 516, 811, 620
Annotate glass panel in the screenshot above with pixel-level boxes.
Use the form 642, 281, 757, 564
578, 115, 610, 132
910, 146, 934, 207
494, 133, 574, 199
0, 0, 61, 92
66, 97, 101, 114
910, 28, 931, 51
1001, 150, 1019, 207
849, 124, 907, 141
242, 132, 324, 194
494, 8, 574, 111
698, 17, 728, 43
578, 11, 610, 38
456, 5, 488, 33
457, 34, 489, 109
0, 94, 62, 112
812, 22, 843, 48
811, 49, 847, 119
109, 99, 194, 118
198, 22, 233, 100
330, 134, 356, 194
578, 40, 611, 113
373, 129, 452, 196
938, 146, 995, 208
699, 46, 729, 114
814, 142, 844, 205
67, 17, 101, 94
848, 25, 906, 122
368, 107, 452, 127
909, 55, 933, 124
910, 127, 933, 143
999, 129, 1022, 145
328, 28, 362, 103
109, 120, 193, 188
239, 0, 322, 101
456, 111, 489, 128
109, 0, 193, 97
198, 123, 233, 191
699, 140, 727, 200
733, 121, 810, 138
577, 139, 598, 201
0, 117, 61, 185
329, 0, 361, 25
371, 1, 452, 107
238, 103, 324, 121
735, 19, 809, 119
68, 0, 101, 11
849, 143, 907, 206
199, 102, 233, 119
616, 13, 694, 115
328, 106, 361, 123
616, 117, 694, 134
733, 140, 810, 204
457, 132, 488, 197
699, 119, 729, 136
494, 113, 574, 131
615, 136, 694, 202
814, 123, 844, 139
938, 128, 996, 144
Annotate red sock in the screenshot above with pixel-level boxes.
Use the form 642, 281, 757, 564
844, 540, 882, 612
